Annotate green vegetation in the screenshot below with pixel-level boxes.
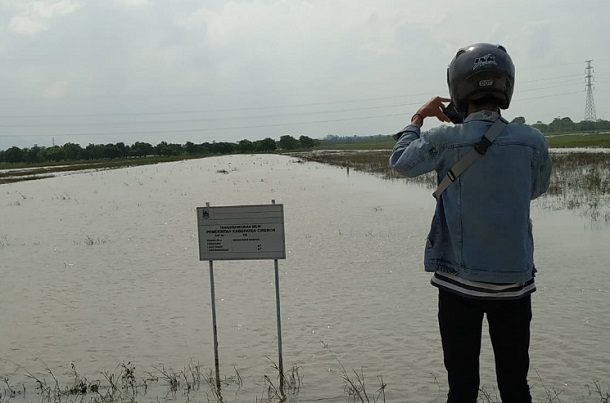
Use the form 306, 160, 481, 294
0, 135, 323, 184
0, 135, 319, 166
317, 134, 395, 150
545, 133, 610, 148
0, 139, 279, 165
314, 132, 610, 150
530, 116, 610, 135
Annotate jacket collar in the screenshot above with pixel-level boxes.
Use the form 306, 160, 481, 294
464, 110, 501, 123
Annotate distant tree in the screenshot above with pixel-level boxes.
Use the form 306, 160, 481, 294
278, 135, 300, 150
299, 135, 316, 148
83, 143, 104, 160
115, 142, 128, 158
511, 116, 526, 125
575, 119, 610, 132
100, 144, 121, 159
200, 142, 212, 154
45, 146, 67, 162
25, 145, 44, 163
532, 121, 548, 133
3, 146, 24, 163
256, 138, 277, 152
130, 141, 154, 157
166, 143, 184, 156
577, 120, 596, 132
156, 141, 183, 157
209, 142, 235, 155
155, 141, 168, 156
547, 117, 575, 133
598, 119, 610, 130
238, 139, 255, 153
184, 141, 198, 155
62, 142, 83, 160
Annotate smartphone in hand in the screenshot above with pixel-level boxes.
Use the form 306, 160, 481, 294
443, 102, 464, 124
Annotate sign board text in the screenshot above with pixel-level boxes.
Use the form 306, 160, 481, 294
197, 204, 286, 261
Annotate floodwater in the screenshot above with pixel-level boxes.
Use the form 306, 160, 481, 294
0, 154, 608, 402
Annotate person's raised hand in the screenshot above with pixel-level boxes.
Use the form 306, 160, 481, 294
412, 96, 452, 126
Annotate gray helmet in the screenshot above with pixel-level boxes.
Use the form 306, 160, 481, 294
447, 43, 515, 113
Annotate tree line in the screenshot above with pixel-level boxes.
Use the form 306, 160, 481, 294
0, 135, 317, 164
511, 116, 610, 134
2, 117, 609, 164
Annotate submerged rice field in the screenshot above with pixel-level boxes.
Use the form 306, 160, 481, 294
291, 149, 610, 224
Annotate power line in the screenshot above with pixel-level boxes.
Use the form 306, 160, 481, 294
0, 112, 410, 138
0, 101, 425, 129
0, 92, 442, 119
0, 90, 590, 139
0, 80, 586, 130
518, 74, 582, 84
0, 74, 587, 120
518, 80, 584, 93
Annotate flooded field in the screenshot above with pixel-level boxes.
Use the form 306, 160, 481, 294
1, 154, 609, 402
294, 149, 610, 224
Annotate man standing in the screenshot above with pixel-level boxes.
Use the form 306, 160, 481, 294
389, 43, 552, 402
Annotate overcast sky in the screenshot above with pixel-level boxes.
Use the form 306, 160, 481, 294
1, 0, 609, 150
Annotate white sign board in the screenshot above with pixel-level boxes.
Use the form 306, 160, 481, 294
197, 204, 286, 261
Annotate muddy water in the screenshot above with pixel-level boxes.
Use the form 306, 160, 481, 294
0, 154, 608, 402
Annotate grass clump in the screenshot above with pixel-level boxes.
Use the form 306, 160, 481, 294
320, 341, 386, 403
0, 358, 607, 403
257, 359, 303, 403
74, 235, 109, 246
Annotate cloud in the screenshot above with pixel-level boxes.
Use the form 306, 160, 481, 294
7, 0, 81, 37
8, 15, 43, 37
173, 1, 440, 91
111, 0, 150, 9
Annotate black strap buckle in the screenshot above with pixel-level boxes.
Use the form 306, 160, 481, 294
474, 137, 492, 155
447, 169, 457, 182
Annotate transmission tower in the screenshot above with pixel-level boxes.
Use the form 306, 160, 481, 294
584, 60, 597, 122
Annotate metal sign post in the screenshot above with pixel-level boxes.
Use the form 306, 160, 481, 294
196, 201, 286, 397
273, 257, 285, 395
208, 259, 221, 390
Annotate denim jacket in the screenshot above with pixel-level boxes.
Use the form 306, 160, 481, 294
389, 111, 552, 283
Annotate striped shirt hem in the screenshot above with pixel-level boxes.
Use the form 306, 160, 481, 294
431, 272, 536, 300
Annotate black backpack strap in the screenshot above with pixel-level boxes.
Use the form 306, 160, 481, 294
432, 117, 508, 199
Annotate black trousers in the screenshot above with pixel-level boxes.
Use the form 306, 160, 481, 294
438, 289, 533, 403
